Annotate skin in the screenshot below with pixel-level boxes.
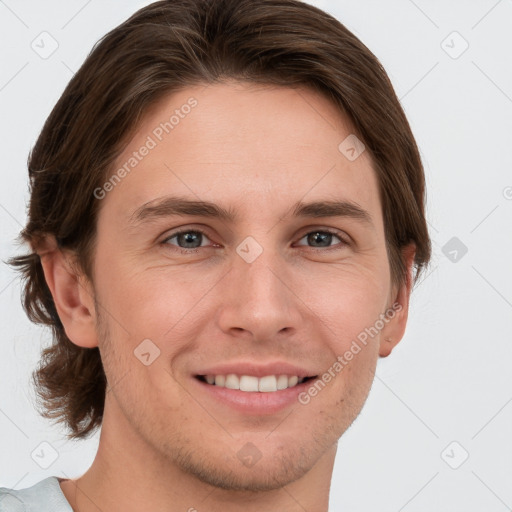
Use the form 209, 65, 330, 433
40, 81, 415, 512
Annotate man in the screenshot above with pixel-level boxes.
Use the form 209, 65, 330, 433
1, 0, 430, 510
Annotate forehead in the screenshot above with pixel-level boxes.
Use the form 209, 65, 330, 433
101, 81, 382, 227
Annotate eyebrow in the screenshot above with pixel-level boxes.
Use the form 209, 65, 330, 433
129, 196, 373, 226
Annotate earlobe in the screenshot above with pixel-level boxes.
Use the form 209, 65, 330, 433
38, 236, 98, 349
379, 243, 416, 358
379, 337, 396, 358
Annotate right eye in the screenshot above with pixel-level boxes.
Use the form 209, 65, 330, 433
162, 229, 214, 251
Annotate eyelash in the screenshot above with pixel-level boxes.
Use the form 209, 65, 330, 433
161, 228, 350, 254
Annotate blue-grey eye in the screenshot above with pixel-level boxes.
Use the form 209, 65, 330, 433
296, 230, 344, 248
164, 230, 209, 249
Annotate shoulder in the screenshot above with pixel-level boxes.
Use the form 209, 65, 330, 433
0, 477, 73, 512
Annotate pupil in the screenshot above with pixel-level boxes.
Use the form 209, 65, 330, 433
180, 232, 201, 248
309, 232, 331, 247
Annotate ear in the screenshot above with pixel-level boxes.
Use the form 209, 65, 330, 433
37, 236, 98, 348
379, 243, 416, 358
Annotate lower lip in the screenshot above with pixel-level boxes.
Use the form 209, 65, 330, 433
192, 377, 315, 415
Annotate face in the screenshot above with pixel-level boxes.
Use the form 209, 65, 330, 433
84, 81, 407, 490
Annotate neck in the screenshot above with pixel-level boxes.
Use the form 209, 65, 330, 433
60, 397, 336, 512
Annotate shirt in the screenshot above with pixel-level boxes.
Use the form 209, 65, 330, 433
0, 477, 73, 511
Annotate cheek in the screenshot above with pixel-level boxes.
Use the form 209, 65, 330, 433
294, 263, 387, 397
93, 259, 213, 384
297, 261, 390, 337
93, 249, 188, 331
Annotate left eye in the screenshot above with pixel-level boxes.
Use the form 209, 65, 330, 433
162, 229, 347, 251
295, 230, 346, 249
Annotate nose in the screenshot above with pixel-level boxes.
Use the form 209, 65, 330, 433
216, 245, 303, 343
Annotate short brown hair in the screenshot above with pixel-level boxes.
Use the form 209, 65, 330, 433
9, 0, 431, 439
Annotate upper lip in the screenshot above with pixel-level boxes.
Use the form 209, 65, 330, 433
194, 361, 318, 379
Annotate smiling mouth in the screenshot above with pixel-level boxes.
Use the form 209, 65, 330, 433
196, 374, 317, 392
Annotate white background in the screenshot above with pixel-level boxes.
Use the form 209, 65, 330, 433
0, 1, 511, 510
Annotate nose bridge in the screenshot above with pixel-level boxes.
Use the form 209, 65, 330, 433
217, 237, 301, 339
240, 244, 283, 298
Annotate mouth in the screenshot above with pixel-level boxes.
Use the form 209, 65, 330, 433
195, 374, 317, 392
191, 361, 320, 414
192, 371, 319, 415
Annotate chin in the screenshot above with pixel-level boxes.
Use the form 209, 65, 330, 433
169, 440, 319, 492
181, 457, 310, 492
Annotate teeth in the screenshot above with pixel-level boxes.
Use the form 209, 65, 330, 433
203, 374, 305, 392
258, 375, 277, 392
240, 375, 259, 392
276, 375, 288, 390
288, 376, 299, 387
225, 374, 239, 390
